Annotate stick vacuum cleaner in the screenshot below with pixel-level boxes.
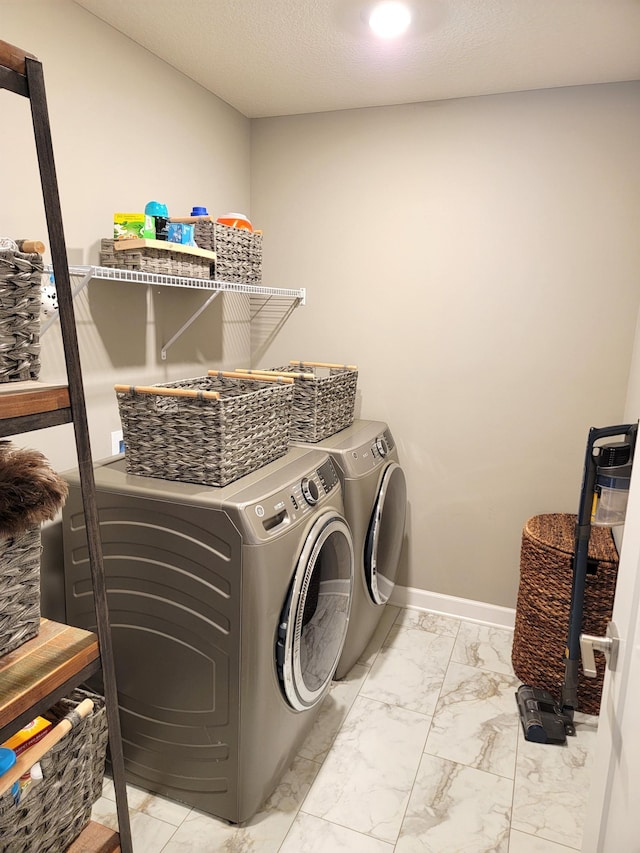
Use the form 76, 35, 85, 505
516, 422, 637, 745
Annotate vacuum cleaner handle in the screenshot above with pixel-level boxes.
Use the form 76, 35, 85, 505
562, 422, 638, 713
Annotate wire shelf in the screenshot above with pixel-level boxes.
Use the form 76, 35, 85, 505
45, 265, 305, 303
42, 265, 305, 357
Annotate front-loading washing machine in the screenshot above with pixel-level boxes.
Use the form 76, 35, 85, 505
61, 446, 354, 823
293, 420, 407, 679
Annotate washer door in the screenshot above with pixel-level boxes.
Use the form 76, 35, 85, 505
277, 511, 354, 712
365, 462, 407, 605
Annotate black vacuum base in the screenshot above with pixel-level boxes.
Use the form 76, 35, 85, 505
516, 685, 576, 744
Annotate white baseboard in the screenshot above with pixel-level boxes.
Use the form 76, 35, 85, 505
389, 585, 516, 630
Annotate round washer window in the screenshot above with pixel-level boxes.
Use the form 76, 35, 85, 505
277, 511, 354, 711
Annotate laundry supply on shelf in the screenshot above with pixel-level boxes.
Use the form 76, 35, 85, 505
144, 201, 169, 240
113, 212, 154, 241
167, 222, 197, 246
216, 212, 253, 231
2, 717, 52, 756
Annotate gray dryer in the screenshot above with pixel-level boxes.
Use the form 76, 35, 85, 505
293, 420, 407, 679
62, 447, 354, 823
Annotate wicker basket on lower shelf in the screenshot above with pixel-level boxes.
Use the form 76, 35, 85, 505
115, 371, 294, 487
237, 361, 358, 443
0, 443, 68, 658
0, 527, 41, 657
0, 689, 109, 853
511, 513, 619, 715
99, 238, 213, 280
0, 248, 43, 382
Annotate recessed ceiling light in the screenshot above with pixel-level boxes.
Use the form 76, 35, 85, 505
368, 1, 412, 38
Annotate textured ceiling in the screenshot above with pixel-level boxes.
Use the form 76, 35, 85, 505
73, 0, 640, 118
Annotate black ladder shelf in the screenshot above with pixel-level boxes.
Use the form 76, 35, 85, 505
0, 40, 133, 852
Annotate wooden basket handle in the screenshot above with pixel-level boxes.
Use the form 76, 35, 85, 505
0, 699, 94, 798
234, 368, 315, 381
289, 360, 357, 371
0, 40, 37, 75
207, 370, 294, 384
17, 239, 46, 254
114, 384, 220, 400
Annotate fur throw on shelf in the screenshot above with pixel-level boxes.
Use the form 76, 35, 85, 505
0, 441, 68, 538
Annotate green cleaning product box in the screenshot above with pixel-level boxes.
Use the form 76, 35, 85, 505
114, 213, 155, 240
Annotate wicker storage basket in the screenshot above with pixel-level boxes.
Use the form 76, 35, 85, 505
0, 443, 67, 658
115, 371, 294, 487
99, 238, 213, 280
0, 688, 108, 853
0, 526, 41, 657
238, 361, 358, 443
0, 248, 42, 382
512, 513, 619, 715
186, 221, 263, 284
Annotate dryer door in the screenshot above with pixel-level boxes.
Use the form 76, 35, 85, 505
365, 462, 407, 605
278, 511, 354, 712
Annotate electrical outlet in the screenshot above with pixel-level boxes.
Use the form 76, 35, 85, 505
111, 429, 124, 456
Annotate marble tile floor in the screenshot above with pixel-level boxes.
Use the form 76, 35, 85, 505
93, 606, 597, 852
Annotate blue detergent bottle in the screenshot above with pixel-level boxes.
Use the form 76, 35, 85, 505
145, 201, 169, 240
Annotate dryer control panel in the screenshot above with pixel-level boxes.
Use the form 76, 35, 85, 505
343, 428, 397, 476
371, 428, 396, 461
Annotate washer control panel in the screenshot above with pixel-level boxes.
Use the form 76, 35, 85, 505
317, 457, 339, 494
294, 457, 339, 509
245, 456, 340, 539
301, 476, 320, 505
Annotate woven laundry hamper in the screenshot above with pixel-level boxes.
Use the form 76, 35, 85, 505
511, 512, 619, 715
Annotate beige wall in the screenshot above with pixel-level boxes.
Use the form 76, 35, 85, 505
251, 83, 640, 608
1, 1, 252, 473
2, 1, 252, 619
3, 5, 640, 612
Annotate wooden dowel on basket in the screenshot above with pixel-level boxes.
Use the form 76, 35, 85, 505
289, 360, 357, 371
0, 699, 94, 798
207, 370, 294, 384
0, 39, 37, 75
234, 368, 315, 380
114, 384, 221, 400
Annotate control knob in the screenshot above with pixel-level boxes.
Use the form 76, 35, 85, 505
301, 477, 319, 505
376, 437, 388, 457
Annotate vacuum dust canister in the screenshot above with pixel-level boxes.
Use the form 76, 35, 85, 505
591, 441, 633, 527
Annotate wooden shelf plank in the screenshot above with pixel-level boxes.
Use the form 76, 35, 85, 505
0, 619, 100, 735
0, 39, 36, 76
0, 381, 70, 419
112, 238, 216, 261
66, 821, 121, 853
